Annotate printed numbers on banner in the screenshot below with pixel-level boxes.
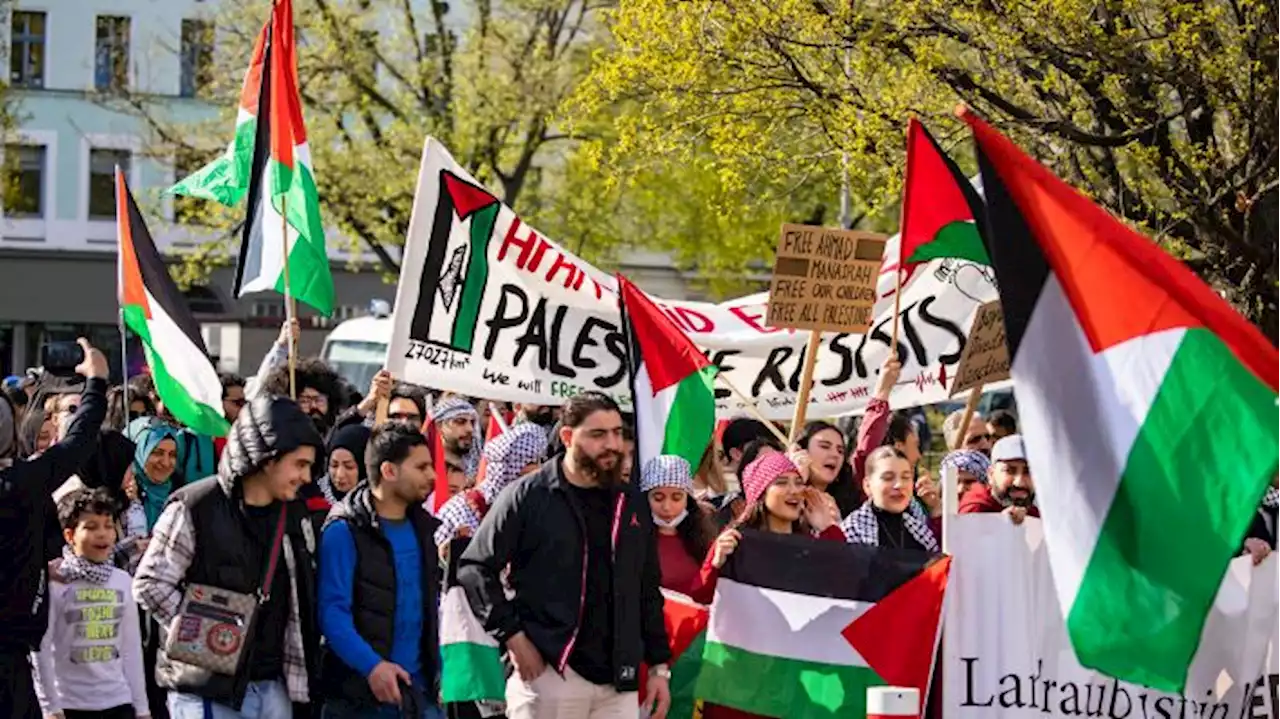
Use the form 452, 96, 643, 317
404, 341, 469, 369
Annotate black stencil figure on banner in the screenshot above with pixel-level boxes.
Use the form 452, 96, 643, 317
410, 170, 503, 355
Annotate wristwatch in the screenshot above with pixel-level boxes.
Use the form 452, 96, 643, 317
649, 663, 672, 680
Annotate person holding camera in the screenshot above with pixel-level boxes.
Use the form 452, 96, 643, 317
0, 338, 110, 718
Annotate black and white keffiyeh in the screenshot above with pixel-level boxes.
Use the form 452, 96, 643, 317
430, 397, 478, 424
1262, 486, 1279, 510
431, 398, 482, 479
317, 474, 343, 505
639, 455, 694, 494
433, 423, 549, 546
479, 423, 549, 504
840, 501, 939, 553
57, 545, 114, 585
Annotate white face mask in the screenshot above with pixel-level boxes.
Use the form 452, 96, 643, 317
653, 508, 689, 529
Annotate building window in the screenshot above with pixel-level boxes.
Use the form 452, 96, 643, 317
88, 149, 130, 220
5, 145, 45, 218
179, 20, 214, 98
183, 286, 225, 315
94, 16, 131, 91
10, 12, 46, 88
251, 301, 285, 319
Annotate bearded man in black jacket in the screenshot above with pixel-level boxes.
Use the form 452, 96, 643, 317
458, 392, 671, 719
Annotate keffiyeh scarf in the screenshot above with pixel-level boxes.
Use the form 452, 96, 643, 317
1263, 486, 1279, 510
940, 450, 991, 482
479, 423, 549, 504
841, 501, 939, 553
639, 455, 694, 494
431, 398, 482, 479
318, 474, 347, 505
58, 545, 114, 585
433, 423, 549, 546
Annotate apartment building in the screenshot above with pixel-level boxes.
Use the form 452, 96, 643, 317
0, 1, 700, 380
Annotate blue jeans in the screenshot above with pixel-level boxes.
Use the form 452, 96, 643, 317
168, 680, 292, 719
321, 697, 445, 719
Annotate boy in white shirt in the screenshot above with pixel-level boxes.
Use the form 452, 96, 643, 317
33, 487, 149, 719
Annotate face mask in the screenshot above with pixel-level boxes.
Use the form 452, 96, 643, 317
653, 508, 689, 529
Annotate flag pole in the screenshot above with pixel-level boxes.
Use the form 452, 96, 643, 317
952, 384, 984, 450
714, 374, 790, 448
890, 119, 915, 355
940, 462, 957, 555
280, 194, 297, 399
119, 309, 129, 415
786, 331, 822, 446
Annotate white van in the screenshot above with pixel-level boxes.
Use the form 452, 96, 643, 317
320, 315, 392, 392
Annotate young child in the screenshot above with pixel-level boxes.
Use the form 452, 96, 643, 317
33, 487, 149, 719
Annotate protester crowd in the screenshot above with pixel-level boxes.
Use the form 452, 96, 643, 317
0, 319, 1274, 719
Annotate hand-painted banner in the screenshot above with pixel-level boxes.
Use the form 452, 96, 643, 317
945, 515, 1279, 719
387, 138, 999, 418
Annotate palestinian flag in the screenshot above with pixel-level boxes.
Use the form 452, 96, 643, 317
962, 109, 1278, 692
440, 538, 505, 704
167, 21, 267, 206
897, 117, 989, 269
697, 530, 948, 718
426, 417, 450, 513
638, 590, 710, 719
235, 0, 334, 316
618, 273, 717, 472
116, 171, 230, 439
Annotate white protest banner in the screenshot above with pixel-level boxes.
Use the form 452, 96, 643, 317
387, 138, 999, 418
945, 515, 1279, 719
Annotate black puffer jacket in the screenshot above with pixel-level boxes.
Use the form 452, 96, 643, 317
217, 393, 325, 484
319, 483, 442, 706
139, 394, 325, 709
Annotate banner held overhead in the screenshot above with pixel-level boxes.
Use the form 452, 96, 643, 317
386, 138, 998, 418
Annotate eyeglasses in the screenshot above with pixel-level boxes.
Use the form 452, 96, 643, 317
297, 394, 328, 408
965, 433, 992, 446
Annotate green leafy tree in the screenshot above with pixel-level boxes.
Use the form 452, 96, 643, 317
116, 0, 607, 281
568, 0, 1278, 333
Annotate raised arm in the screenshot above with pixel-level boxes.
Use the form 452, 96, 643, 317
25, 340, 109, 497
849, 358, 900, 481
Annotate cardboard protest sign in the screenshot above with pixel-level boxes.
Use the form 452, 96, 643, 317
386, 138, 999, 418
948, 300, 1010, 397
766, 224, 886, 333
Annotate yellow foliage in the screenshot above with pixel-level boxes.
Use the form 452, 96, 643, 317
565, 0, 1277, 329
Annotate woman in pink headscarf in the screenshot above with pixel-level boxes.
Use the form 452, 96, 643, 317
691, 452, 845, 719
689, 452, 844, 604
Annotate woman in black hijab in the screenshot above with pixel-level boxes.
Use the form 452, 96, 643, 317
319, 423, 371, 505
